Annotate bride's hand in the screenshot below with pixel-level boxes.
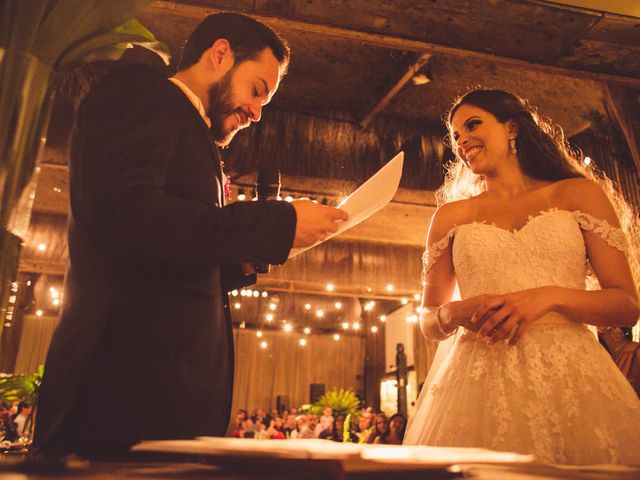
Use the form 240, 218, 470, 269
447, 294, 502, 332
471, 287, 558, 345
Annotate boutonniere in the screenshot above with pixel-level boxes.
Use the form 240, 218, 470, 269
220, 161, 231, 200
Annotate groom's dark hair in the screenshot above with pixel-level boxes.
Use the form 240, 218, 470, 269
178, 12, 290, 73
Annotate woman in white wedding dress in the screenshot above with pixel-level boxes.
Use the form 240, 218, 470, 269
403, 89, 640, 465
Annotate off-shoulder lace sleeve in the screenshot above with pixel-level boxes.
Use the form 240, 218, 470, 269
421, 226, 457, 285
572, 210, 628, 253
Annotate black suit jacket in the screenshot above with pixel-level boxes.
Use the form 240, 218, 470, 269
34, 64, 296, 456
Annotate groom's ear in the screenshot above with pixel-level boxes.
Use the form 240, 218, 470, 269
207, 39, 234, 72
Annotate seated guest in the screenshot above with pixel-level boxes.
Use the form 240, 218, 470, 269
319, 414, 357, 443
354, 409, 374, 443
314, 406, 333, 436
290, 415, 314, 439
266, 417, 285, 439
282, 413, 297, 437
599, 327, 640, 397
373, 413, 406, 445
367, 413, 389, 444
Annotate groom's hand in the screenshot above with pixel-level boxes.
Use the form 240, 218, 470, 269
291, 200, 348, 247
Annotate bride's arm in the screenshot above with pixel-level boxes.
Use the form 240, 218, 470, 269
474, 179, 639, 344
419, 202, 492, 339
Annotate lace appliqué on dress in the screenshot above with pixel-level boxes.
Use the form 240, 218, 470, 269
572, 210, 628, 253
421, 226, 457, 285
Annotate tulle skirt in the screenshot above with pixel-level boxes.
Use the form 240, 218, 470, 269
404, 313, 640, 465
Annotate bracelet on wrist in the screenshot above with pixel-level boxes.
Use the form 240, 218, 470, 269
435, 305, 458, 338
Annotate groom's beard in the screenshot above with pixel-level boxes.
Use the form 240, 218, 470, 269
207, 69, 239, 147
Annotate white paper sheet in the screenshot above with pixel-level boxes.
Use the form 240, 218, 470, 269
288, 151, 404, 258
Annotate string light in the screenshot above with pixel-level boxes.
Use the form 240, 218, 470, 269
269, 303, 277, 311
305, 303, 311, 310
303, 327, 311, 334
256, 330, 263, 338
36, 310, 43, 317
333, 334, 340, 341
260, 340, 268, 349
583, 156, 592, 166
37, 243, 47, 252
266, 313, 274, 322
283, 323, 293, 333
379, 315, 387, 322
240, 290, 247, 297
334, 302, 342, 310
386, 284, 394, 292
371, 326, 378, 333
52, 298, 60, 306
253, 291, 259, 298
285, 196, 294, 202
414, 293, 421, 301
299, 338, 307, 347
326, 283, 334, 292
406, 314, 418, 323
401, 297, 408, 305
353, 322, 361, 331
316, 309, 324, 318
231, 290, 239, 296
261, 291, 268, 298
239, 322, 246, 329
342, 322, 350, 330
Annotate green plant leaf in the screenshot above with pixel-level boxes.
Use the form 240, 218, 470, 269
33, 0, 153, 68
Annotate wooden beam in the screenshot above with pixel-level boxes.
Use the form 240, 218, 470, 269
149, 1, 640, 87
360, 52, 431, 129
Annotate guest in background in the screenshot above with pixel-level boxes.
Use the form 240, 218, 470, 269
314, 406, 333, 436
354, 409, 374, 443
367, 413, 389, 444
374, 413, 406, 445
599, 327, 640, 397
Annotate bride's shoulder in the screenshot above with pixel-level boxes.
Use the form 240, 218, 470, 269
427, 199, 476, 242
552, 177, 618, 223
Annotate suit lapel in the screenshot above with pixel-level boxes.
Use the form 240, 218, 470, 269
168, 81, 225, 207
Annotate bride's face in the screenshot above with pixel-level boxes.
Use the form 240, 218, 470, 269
450, 104, 514, 175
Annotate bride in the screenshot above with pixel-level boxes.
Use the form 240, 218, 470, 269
403, 89, 640, 465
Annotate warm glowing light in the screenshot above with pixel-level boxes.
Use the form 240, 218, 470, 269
253, 290, 259, 298
406, 314, 418, 323
261, 291, 268, 298
260, 341, 268, 349
353, 322, 361, 331
234, 302, 241, 309
256, 330, 263, 338
240, 289, 247, 297
283, 323, 293, 333
231, 289, 239, 296
584, 156, 592, 166
303, 327, 311, 334
269, 303, 277, 311
333, 334, 340, 341
371, 326, 378, 333
335, 302, 342, 310
239, 322, 246, 329
379, 315, 387, 322
52, 298, 60, 306
414, 293, 421, 301
36, 309, 43, 317
285, 196, 294, 202
316, 309, 324, 318
299, 338, 307, 347
53, 187, 62, 193
37, 243, 47, 252
386, 284, 394, 292
342, 322, 350, 330
266, 313, 274, 322
326, 283, 334, 292
246, 289, 253, 296
237, 193, 247, 201
401, 297, 408, 305
367, 287, 372, 293
305, 303, 312, 310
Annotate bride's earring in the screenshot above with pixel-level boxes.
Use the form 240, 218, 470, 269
509, 137, 517, 155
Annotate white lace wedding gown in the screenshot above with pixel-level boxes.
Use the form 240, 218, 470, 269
404, 208, 640, 465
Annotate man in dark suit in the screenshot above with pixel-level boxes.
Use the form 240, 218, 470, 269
33, 13, 346, 459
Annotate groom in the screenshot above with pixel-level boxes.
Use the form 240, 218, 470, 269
34, 12, 346, 459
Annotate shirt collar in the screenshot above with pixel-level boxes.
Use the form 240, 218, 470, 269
168, 77, 211, 128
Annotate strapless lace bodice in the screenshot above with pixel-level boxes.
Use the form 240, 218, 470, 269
422, 208, 628, 298
454, 209, 587, 298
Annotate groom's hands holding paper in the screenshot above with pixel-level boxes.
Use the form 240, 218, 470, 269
292, 199, 348, 247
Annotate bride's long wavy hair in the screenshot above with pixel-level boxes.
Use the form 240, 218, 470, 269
439, 88, 640, 300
